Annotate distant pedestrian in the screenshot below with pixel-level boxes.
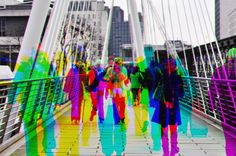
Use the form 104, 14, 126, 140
104, 57, 130, 124
130, 66, 141, 106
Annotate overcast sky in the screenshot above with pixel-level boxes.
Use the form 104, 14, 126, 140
103, 0, 215, 46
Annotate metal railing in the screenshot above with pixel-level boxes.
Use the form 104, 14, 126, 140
180, 76, 236, 129
0, 76, 75, 144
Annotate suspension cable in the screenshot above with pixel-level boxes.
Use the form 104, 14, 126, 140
144, 0, 151, 44
150, 1, 160, 61
198, 2, 223, 83
142, 0, 147, 44
187, 0, 213, 114
80, 0, 93, 62
161, 0, 168, 51
62, 1, 76, 54
149, 1, 155, 44
74, 0, 87, 64
42, 0, 62, 53
181, 0, 199, 77
128, 0, 136, 63
69, 0, 84, 54
187, 0, 207, 78
182, 1, 199, 77
53, 1, 71, 76
87, 0, 98, 62
167, 0, 176, 50
201, 0, 236, 112
147, 0, 179, 61
46, 0, 69, 75
202, 0, 225, 68
101, 0, 114, 65
193, 0, 214, 76
195, 0, 220, 119
174, 0, 188, 71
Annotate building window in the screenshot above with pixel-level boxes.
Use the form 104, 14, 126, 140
0, 18, 6, 36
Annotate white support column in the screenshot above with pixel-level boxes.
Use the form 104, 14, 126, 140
101, 0, 114, 66
31, 0, 70, 78
127, 0, 145, 59
41, 0, 70, 62
14, 0, 51, 78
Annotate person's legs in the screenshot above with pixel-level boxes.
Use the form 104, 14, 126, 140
98, 90, 104, 123
116, 96, 126, 123
132, 88, 138, 106
113, 98, 120, 124
141, 105, 149, 132
161, 127, 169, 156
170, 124, 179, 156
71, 97, 79, 123
78, 97, 83, 123
90, 91, 98, 121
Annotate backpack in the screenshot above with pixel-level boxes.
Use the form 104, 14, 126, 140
86, 69, 99, 92
86, 69, 105, 92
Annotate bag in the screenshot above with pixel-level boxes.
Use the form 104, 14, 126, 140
86, 69, 99, 92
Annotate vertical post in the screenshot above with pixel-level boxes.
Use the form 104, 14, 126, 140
41, 0, 70, 64
128, 0, 145, 59
14, 0, 51, 79
101, 0, 114, 66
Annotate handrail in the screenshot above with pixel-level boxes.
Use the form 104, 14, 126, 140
0, 76, 69, 85
180, 76, 236, 129
0, 76, 74, 144
183, 76, 236, 82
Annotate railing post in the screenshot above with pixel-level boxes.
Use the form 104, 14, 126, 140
45, 78, 56, 115
19, 81, 33, 127
29, 80, 44, 123
39, 79, 51, 120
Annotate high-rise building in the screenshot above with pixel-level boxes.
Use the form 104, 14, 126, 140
215, 0, 236, 40
228, 9, 236, 36
108, 6, 131, 57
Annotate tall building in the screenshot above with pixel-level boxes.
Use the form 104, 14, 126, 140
215, 0, 236, 40
228, 9, 236, 36
108, 6, 131, 57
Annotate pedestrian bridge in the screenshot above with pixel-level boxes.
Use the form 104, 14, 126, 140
0, 76, 235, 156
0, 0, 236, 155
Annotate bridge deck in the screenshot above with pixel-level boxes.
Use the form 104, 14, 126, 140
3, 95, 234, 156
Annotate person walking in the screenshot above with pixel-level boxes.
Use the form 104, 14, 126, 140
104, 57, 130, 125
158, 58, 184, 156
209, 48, 236, 156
